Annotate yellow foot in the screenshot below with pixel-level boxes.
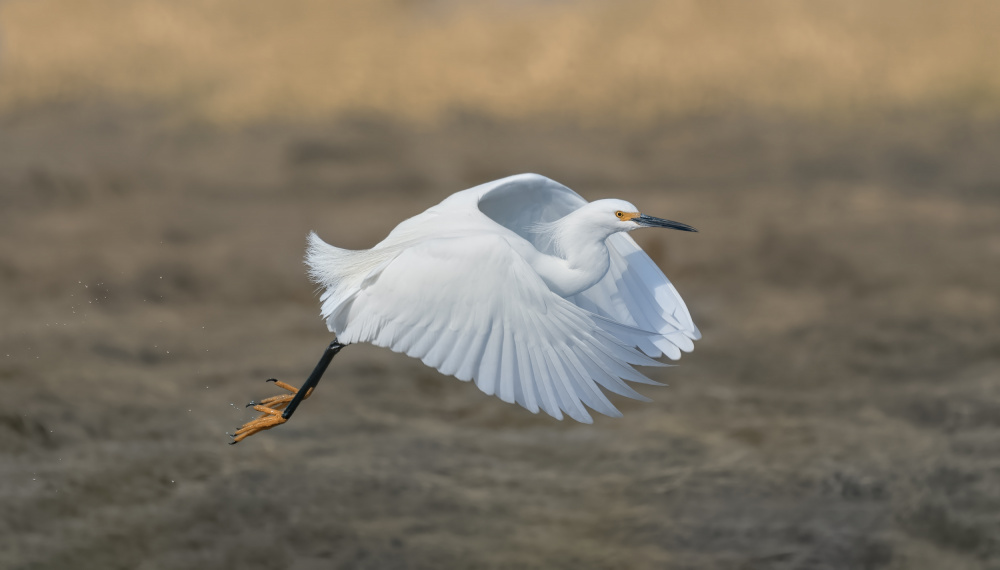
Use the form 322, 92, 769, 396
229, 379, 313, 444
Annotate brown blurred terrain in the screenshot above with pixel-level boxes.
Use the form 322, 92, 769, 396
2, 1, 1000, 569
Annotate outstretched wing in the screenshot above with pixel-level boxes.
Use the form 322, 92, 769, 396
571, 233, 701, 360
324, 234, 665, 423
475, 174, 700, 360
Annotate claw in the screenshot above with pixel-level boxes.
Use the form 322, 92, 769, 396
230, 340, 342, 445
230, 379, 309, 444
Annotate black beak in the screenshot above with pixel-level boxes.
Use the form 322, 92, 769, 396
636, 214, 698, 232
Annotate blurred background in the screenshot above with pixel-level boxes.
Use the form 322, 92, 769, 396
2, 1, 999, 568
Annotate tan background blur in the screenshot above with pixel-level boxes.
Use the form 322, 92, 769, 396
4, 0, 1000, 123
2, 1, 1000, 569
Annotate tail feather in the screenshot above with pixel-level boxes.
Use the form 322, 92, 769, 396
305, 231, 401, 332
305, 231, 346, 288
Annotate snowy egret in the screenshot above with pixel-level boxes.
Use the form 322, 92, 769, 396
231, 173, 699, 443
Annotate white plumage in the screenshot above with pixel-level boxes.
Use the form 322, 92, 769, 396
306, 173, 700, 423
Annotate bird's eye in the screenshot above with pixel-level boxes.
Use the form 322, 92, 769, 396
615, 211, 624, 218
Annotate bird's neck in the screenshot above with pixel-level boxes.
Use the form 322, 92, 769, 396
529, 215, 613, 298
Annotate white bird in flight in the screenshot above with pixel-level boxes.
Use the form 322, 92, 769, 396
231, 173, 699, 443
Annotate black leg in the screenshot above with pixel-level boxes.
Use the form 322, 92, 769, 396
229, 339, 347, 444
281, 339, 346, 420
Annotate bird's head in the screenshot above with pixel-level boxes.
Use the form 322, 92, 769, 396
587, 199, 698, 235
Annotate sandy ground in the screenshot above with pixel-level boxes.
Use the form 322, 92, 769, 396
1, 105, 999, 569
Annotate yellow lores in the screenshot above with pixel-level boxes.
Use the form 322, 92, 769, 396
615, 211, 640, 221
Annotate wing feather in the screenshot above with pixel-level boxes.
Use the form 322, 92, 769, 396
513, 335, 539, 413
455, 327, 489, 382
421, 328, 456, 370
558, 344, 621, 418
476, 324, 504, 396
569, 233, 700, 360
406, 325, 439, 359
526, 344, 562, 420
331, 234, 661, 422
438, 327, 474, 378
574, 345, 652, 402
542, 349, 592, 423
498, 328, 517, 404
